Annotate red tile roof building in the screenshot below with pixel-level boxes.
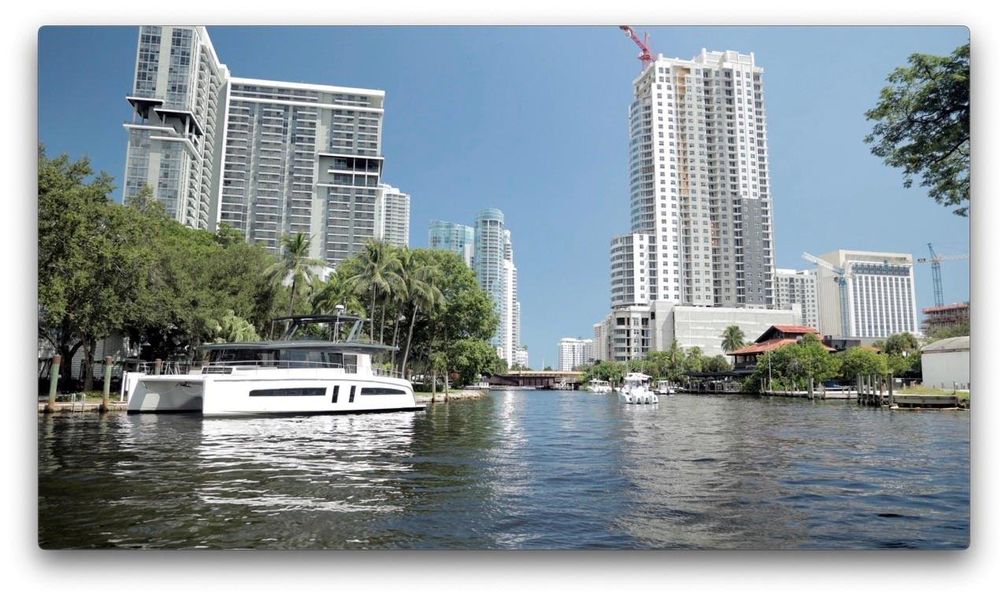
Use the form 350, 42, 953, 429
727, 324, 834, 367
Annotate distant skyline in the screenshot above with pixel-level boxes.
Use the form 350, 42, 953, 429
38, 26, 969, 368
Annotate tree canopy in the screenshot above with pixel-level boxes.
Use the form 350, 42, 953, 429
865, 43, 970, 216
38, 147, 282, 389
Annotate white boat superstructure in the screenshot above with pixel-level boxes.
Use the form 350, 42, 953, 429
655, 380, 674, 395
125, 315, 422, 417
619, 372, 658, 404
585, 379, 613, 394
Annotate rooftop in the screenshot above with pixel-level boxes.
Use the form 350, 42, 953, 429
921, 336, 970, 353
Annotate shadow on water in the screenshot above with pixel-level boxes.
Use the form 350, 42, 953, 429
37, 392, 969, 549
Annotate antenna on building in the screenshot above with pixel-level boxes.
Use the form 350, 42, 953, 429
618, 25, 656, 71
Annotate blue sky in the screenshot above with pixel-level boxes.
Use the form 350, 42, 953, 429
38, 26, 970, 368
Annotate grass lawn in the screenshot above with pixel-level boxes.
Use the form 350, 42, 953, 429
899, 385, 970, 400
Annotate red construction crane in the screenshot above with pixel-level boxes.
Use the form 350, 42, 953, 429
619, 25, 655, 70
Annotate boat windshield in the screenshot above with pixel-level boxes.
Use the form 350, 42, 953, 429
206, 348, 358, 370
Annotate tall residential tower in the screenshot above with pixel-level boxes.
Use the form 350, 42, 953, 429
123, 26, 228, 230
124, 26, 401, 268
435, 211, 522, 367
611, 50, 775, 310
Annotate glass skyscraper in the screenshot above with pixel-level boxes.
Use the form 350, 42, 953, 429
429, 211, 521, 366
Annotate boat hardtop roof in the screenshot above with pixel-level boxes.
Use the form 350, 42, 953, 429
625, 372, 651, 381
203, 314, 393, 355
200, 340, 394, 354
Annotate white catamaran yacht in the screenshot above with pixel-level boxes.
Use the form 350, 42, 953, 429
125, 315, 422, 416
619, 372, 658, 405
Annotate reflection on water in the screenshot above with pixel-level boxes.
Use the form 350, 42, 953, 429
38, 392, 969, 549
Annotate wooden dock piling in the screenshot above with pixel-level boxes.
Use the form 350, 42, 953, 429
46, 355, 61, 412
100, 356, 113, 412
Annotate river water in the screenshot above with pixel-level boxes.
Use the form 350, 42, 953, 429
37, 391, 969, 549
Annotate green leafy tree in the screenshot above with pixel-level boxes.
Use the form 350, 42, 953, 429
838, 347, 889, 382
449, 338, 503, 386
38, 147, 152, 390
749, 335, 839, 392
581, 361, 626, 385
265, 232, 326, 318
210, 310, 260, 343
311, 272, 366, 319
865, 43, 970, 216
926, 322, 970, 340
124, 183, 167, 218
703, 355, 731, 373
882, 332, 920, 355
684, 346, 705, 374
721, 324, 746, 353
350, 239, 403, 341
398, 251, 445, 377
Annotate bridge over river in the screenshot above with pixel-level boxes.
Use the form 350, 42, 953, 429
484, 370, 584, 390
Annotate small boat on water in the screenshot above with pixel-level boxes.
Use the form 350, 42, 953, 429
125, 315, 422, 417
619, 372, 658, 404
655, 380, 674, 395
585, 379, 613, 394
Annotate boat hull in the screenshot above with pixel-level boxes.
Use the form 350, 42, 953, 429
126, 369, 421, 416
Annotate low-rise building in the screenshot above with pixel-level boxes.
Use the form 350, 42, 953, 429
921, 336, 969, 390
593, 302, 801, 361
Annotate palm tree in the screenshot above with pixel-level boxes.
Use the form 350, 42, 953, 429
311, 271, 365, 318
721, 324, 746, 353
264, 232, 326, 317
350, 239, 403, 341
399, 255, 445, 378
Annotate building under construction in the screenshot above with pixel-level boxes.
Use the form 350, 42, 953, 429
922, 302, 970, 336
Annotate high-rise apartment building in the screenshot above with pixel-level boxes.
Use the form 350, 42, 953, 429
429, 212, 521, 366
374, 184, 411, 247
502, 230, 521, 367
557, 337, 594, 371
123, 26, 229, 230
610, 49, 775, 310
774, 268, 820, 330
124, 26, 395, 268
813, 250, 918, 339
514, 347, 529, 369
217, 78, 385, 264
473, 209, 521, 367
429, 220, 475, 268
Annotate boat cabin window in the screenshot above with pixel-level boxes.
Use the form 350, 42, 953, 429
207, 348, 358, 370
360, 387, 406, 396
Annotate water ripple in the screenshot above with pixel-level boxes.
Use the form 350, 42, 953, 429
38, 392, 969, 549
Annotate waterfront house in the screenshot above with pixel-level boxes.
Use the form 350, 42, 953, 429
727, 324, 834, 370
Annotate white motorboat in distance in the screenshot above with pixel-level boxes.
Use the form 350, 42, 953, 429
585, 379, 613, 394
125, 315, 423, 417
619, 372, 658, 404
655, 380, 674, 395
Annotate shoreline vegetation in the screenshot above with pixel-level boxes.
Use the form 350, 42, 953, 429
38, 146, 507, 397
577, 329, 966, 399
